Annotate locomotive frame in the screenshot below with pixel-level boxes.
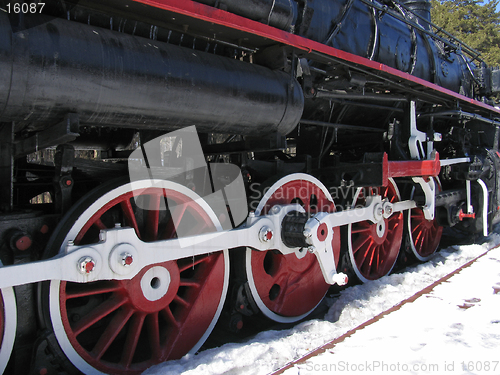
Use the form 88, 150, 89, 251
1, 0, 500, 373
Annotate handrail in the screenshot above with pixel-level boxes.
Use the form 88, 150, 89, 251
357, 0, 483, 64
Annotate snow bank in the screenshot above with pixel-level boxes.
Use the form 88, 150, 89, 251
144, 230, 500, 375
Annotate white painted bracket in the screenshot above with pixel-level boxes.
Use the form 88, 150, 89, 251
408, 100, 441, 160
409, 101, 427, 160
478, 179, 489, 237
412, 177, 436, 220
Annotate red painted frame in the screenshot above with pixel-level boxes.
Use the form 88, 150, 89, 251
382, 153, 440, 186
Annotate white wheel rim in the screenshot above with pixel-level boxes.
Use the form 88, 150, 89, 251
0, 261, 16, 374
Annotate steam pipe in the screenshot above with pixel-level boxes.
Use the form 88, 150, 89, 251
0, 13, 304, 136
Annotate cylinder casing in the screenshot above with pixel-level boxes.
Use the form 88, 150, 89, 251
0, 13, 304, 136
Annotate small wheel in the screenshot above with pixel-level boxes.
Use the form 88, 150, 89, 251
40, 179, 229, 374
0, 263, 16, 374
345, 178, 403, 282
407, 178, 443, 261
246, 174, 340, 323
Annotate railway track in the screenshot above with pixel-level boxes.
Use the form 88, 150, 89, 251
142, 228, 500, 375
272, 238, 500, 375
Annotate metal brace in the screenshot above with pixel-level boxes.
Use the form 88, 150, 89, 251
412, 177, 436, 220
0, 194, 422, 289
408, 101, 441, 160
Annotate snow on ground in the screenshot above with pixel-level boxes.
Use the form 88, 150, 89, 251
284, 242, 500, 375
144, 230, 500, 375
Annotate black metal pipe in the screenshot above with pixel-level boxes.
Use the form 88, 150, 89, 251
315, 90, 408, 102
0, 13, 304, 136
195, 0, 296, 31
299, 119, 386, 132
419, 110, 500, 126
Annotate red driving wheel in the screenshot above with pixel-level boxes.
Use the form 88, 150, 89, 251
345, 179, 403, 282
408, 178, 443, 260
246, 174, 340, 323
42, 179, 228, 374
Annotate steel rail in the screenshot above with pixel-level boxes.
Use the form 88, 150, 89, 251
270, 243, 500, 375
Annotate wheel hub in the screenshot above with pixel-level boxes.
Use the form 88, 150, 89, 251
140, 267, 171, 302
119, 262, 180, 314
375, 220, 386, 239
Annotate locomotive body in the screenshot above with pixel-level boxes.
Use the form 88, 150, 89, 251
0, 0, 500, 374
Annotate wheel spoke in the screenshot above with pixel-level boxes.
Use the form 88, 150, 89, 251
352, 233, 372, 255
387, 219, 400, 238
411, 211, 423, 219
178, 256, 210, 272
190, 253, 223, 290
382, 187, 388, 199
415, 229, 425, 249
422, 232, 430, 253
71, 294, 128, 336
179, 279, 201, 288
376, 245, 383, 268
93, 218, 107, 231
120, 200, 142, 240
146, 193, 162, 241
162, 217, 177, 239
351, 223, 372, 234
90, 306, 134, 360
358, 242, 375, 271
164, 203, 188, 239
411, 218, 425, 231
161, 307, 180, 330
65, 282, 122, 299
146, 313, 161, 359
120, 313, 146, 368
366, 246, 378, 274
173, 295, 190, 308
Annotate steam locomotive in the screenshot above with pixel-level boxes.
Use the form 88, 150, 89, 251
1, 0, 499, 373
